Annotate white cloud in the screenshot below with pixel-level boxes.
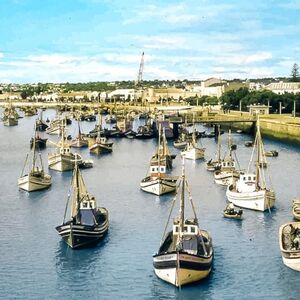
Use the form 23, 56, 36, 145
0, 53, 3, 59
122, 2, 232, 26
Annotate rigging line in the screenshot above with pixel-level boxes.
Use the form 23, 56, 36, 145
20, 153, 29, 177
233, 150, 241, 172
184, 180, 198, 222
247, 134, 257, 173
39, 152, 44, 172
63, 191, 71, 224
184, 179, 207, 256
159, 179, 182, 246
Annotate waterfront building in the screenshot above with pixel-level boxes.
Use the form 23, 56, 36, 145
248, 104, 270, 115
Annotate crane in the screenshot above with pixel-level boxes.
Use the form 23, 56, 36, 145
135, 52, 144, 86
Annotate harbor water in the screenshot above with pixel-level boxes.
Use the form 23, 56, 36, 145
1, 109, 300, 299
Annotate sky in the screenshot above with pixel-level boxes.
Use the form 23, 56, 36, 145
0, 0, 300, 83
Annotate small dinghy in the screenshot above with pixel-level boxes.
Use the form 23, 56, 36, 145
223, 203, 243, 219
265, 150, 279, 157
244, 141, 253, 147
292, 199, 300, 221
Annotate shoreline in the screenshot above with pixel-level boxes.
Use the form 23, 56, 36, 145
2, 100, 300, 144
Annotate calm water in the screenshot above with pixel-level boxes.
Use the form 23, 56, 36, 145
1, 109, 300, 299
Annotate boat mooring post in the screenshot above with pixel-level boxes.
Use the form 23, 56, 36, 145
214, 124, 219, 137
279, 102, 282, 115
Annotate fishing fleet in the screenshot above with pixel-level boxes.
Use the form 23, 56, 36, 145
2, 103, 298, 289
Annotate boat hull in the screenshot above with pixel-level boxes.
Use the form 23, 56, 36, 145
48, 153, 79, 172
70, 139, 88, 148
89, 143, 113, 155
214, 171, 239, 186
226, 188, 275, 211
56, 211, 109, 249
18, 173, 52, 192
4, 118, 18, 126
140, 177, 177, 196
181, 147, 204, 160
279, 222, 300, 271
153, 252, 212, 286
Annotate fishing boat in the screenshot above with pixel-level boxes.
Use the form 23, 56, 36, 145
226, 118, 275, 212
214, 130, 240, 186
70, 121, 88, 148
151, 125, 175, 169
181, 125, 205, 160
30, 134, 47, 150
223, 203, 243, 219
153, 159, 213, 287
2, 103, 18, 126
46, 118, 61, 135
279, 222, 300, 271
56, 156, 109, 249
89, 115, 113, 155
18, 132, 51, 192
135, 124, 155, 139
140, 156, 177, 196
206, 126, 222, 171
48, 121, 82, 172
35, 112, 48, 131
173, 131, 189, 149
89, 136, 113, 155
292, 199, 300, 220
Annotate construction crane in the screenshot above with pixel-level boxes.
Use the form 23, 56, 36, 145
135, 52, 144, 86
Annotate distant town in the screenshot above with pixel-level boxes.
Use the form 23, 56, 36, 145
1, 74, 300, 115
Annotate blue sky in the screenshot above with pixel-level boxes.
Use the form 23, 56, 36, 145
0, 0, 300, 83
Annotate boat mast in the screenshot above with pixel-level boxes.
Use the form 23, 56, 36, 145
72, 155, 81, 223
192, 113, 196, 146
217, 125, 221, 162
255, 118, 261, 189
228, 129, 232, 159
31, 126, 37, 170
179, 159, 185, 234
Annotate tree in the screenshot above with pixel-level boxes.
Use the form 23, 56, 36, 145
291, 63, 300, 82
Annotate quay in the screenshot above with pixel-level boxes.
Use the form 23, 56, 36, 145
2, 100, 300, 144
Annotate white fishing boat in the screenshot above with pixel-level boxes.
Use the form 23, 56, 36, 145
18, 128, 51, 192
226, 118, 275, 211
279, 222, 300, 271
181, 124, 205, 160
140, 152, 177, 196
48, 121, 82, 172
214, 130, 239, 186
153, 159, 213, 287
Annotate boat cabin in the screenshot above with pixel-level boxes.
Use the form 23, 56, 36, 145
60, 146, 71, 154
150, 165, 166, 176
172, 219, 198, 236
236, 173, 256, 193
221, 160, 235, 170
79, 196, 97, 226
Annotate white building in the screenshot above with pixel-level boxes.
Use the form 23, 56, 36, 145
247, 104, 270, 115
107, 89, 137, 101
265, 82, 300, 94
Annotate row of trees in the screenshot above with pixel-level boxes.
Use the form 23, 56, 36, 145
220, 87, 300, 113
